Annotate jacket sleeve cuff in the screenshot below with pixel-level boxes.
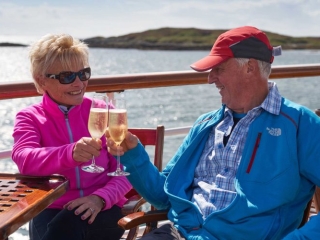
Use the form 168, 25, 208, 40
120, 142, 145, 167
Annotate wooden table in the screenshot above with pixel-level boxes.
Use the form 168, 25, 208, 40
0, 173, 69, 240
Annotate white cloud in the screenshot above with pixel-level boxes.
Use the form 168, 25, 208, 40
0, 0, 319, 44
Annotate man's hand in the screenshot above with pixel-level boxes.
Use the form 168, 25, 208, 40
105, 129, 138, 156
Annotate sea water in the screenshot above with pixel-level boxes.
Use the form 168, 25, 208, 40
0, 46, 320, 239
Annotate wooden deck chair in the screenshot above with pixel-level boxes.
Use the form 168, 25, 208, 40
119, 125, 165, 240
120, 195, 318, 237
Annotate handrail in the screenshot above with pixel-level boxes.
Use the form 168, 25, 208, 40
0, 126, 193, 160
1, 63, 320, 160
1, 63, 320, 100
0, 150, 12, 160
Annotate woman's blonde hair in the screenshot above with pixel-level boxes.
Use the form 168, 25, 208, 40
29, 34, 89, 94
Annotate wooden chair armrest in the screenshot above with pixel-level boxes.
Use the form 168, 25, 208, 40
313, 186, 320, 212
118, 210, 168, 230
122, 194, 147, 215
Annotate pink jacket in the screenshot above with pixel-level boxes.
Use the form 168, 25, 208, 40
12, 93, 132, 210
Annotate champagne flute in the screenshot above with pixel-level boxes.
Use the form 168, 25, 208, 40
82, 93, 108, 173
107, 98, 130, 176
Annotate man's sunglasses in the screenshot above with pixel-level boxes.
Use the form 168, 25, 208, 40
45, 67, 91, 84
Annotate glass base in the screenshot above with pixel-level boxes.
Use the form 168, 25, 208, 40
107, 170, 130, 176
82, 164, 105, 173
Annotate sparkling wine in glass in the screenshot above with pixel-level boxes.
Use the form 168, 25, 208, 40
82, 93, 108, 173
107, 98, 130, 176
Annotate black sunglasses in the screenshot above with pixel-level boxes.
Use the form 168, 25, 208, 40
45, 67, 91, 84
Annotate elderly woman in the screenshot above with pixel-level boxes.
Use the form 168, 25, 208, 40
12, 34, 131, 240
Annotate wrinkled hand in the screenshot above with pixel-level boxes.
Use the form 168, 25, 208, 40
64, 195, 104, 224
105, 129, 138, 156
72, 137, 102, 163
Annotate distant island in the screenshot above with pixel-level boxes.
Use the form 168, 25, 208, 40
82, 27, 320, 50
1, 27, 320, 50
0, 42, 27, 47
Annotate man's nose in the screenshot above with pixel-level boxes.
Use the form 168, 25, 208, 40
208, 70, 216, 84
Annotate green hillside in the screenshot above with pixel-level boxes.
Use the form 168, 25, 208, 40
1, 27, 319, 50
83, 27, 320, 50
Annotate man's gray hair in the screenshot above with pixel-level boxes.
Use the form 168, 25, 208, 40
235, 58, 271, 80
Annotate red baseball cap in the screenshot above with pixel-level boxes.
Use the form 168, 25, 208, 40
190, 26, 282, 72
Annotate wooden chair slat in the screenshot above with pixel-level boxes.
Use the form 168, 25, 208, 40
120, 125, 165, 240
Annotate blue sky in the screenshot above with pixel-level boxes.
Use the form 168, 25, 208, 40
0, 0, 319, 44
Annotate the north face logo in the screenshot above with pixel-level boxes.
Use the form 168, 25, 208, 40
266, 127, 281, 136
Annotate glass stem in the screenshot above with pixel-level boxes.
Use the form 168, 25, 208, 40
91, 137, 96, 166
116, 145, 121, 173
91, 155, 96, 166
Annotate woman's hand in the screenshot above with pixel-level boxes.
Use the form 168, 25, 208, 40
72, 137, 102, 163
105, 130, 138, 156
64, 195, 104, 224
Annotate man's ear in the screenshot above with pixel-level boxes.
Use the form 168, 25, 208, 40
247, 59, 257, 73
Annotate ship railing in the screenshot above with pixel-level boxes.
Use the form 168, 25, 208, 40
1, 63, 320, 100
0, 127, 192, 160
1, 63, 320, 161
0, 126, 192, 160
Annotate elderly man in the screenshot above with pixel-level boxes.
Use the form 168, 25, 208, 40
107, 26, 320, 239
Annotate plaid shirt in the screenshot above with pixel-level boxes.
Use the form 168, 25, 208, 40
192, 82, 282, 219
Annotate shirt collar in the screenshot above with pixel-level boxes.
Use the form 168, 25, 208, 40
260, 81, 282, 115
58, 105, 75, 113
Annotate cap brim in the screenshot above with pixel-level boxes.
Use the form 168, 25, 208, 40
190, 55, 230, 72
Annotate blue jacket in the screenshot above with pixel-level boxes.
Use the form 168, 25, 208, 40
121, 97, 320, 240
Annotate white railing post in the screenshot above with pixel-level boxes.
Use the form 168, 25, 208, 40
0, 149, 12, 160
0, 127, 192, 161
